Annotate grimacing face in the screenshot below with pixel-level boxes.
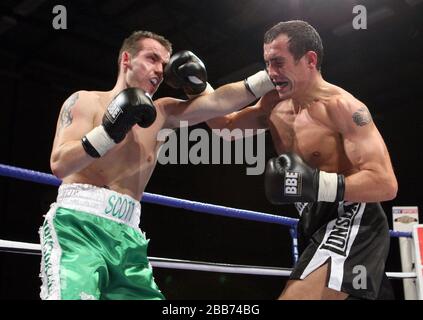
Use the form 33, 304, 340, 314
123, 38, 170, 96
264, 34, 313, 99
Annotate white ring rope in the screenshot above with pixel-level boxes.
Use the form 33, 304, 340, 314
0, 239, 416, 279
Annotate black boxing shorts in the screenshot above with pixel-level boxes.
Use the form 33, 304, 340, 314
290, 201, 393, 300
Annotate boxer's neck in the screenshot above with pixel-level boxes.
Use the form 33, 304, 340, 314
110, 74, 128, 97
292, 73, 330, 111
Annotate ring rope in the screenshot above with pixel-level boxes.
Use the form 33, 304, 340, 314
0, 164, 412, 238
0, 239, 415, 279
0, 164, 297, 227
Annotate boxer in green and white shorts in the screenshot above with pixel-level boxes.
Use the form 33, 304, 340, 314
39, 183, 164, 300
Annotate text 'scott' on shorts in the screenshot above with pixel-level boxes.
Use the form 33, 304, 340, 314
39, 183, 164, 300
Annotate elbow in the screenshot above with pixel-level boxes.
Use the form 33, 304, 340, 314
50, 160, 67, 180
384, 178, 398, 201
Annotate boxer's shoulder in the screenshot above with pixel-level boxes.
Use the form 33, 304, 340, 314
321, 92, 373, 134
317, 89, 363, 120
153, 96, 191, 120
153, 96, 182, 108
62, 90, 101, 107
59, 90, 106, 123
322, 86, 364, 112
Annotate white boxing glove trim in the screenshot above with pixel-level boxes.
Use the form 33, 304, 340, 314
318, 171, 338, 202
84, 125, 116, 157
245, 70, 275, 98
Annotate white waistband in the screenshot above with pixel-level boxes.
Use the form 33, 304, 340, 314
56, 183, 141, 229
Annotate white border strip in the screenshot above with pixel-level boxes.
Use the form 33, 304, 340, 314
150, 257, 292, 276
0, 239, 416, 279
412, 225, 423, 299
0, 239, 41, 251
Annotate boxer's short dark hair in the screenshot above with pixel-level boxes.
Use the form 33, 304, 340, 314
264, 20, 323, 71
118, 31, 172, 69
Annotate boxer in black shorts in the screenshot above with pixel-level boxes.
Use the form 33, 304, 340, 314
207, 20, 397, 299
290, 201, 393, 300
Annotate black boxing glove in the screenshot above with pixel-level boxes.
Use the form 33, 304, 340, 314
264, 153, 345, 204
81, 88, 157, 158
164, 50, 207, 95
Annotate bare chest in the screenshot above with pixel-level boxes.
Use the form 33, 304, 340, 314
87, 110, 165, 186
268, 106, 349, 171
101, 127, 163, 173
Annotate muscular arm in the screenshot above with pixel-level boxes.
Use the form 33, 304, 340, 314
205, 90, 280, 140
332, 98, 398, 202
160, 81, 261, 129
50, 91, 98, 179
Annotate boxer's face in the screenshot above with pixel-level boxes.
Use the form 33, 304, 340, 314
123, 38, 170, 96
264, 34, 312, 99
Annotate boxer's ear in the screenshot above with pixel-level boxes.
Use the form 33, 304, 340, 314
304, 51, 318, 69
121, 51, 131, 72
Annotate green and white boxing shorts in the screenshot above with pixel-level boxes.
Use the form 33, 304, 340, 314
39, 183, 164, 300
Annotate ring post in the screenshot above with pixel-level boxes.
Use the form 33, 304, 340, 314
412, 225, 423, 300
392, 206, 419, 300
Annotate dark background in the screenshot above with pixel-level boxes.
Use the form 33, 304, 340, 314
0, 0, 422, 300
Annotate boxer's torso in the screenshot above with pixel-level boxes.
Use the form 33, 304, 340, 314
62, 91, 167, 200
268, 86, 356, 176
